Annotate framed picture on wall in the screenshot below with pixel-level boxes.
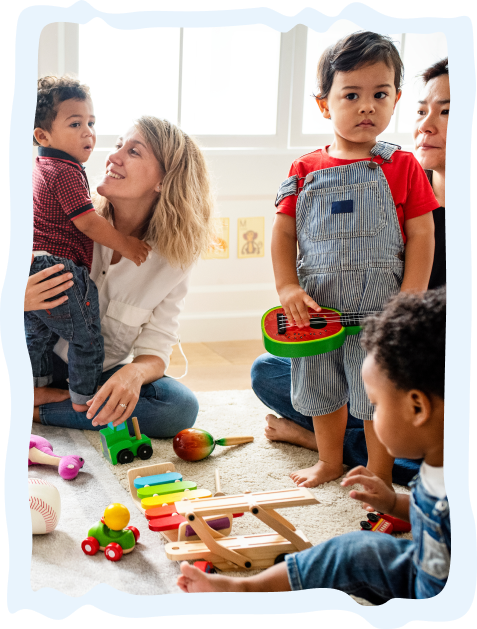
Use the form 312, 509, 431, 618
237, 217, 265, 258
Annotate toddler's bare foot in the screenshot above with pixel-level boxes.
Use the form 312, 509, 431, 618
265, 414, 317, 450
34, 387, 70, 406
177, 562, 246, 593
72, 403, 89, 413
290, 460, 344, 488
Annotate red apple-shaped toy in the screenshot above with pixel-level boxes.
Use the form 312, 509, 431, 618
173, 428, 254, 462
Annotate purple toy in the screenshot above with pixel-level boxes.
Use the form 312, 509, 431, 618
28, 435, 84, 480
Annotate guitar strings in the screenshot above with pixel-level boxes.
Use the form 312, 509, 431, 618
278, 312, 379, 329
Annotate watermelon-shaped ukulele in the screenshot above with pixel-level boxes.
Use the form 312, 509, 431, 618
261, 306, 373, 358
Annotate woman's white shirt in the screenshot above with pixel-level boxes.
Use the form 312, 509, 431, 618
54, 242, 191, 371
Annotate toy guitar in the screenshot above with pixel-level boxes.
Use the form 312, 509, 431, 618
261, 306, 377, 358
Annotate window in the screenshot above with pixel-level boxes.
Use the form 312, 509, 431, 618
46, 22, 448, 150
78, 21, 281, 147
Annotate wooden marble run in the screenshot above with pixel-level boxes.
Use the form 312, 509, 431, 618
127, 462, 319, 571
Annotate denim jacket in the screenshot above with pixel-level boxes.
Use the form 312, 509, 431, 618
409, 473, 451, 598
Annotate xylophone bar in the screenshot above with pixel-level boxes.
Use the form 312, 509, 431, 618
133, 472, 182, 489
137, 480, 197, 499
148, 514, 231, 537
145, 502, 246, 521
141, 488, 212, 509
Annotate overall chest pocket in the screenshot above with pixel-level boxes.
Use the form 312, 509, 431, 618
303, 181, 385, 241
103, 300, 153, 356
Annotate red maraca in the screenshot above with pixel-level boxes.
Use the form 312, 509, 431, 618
173, 428, 254, 462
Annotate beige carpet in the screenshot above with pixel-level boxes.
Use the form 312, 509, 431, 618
84, 389, 411, 598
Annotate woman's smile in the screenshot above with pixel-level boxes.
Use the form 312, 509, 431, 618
106, 169, 124, 179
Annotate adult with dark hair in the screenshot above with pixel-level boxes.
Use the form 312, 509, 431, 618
251, 56, 448, 487
415, 57, 448, 289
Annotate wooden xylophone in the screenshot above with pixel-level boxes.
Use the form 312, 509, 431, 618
127, 462, 320, 571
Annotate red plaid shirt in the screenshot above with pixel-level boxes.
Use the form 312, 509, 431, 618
33, 147, 96, 270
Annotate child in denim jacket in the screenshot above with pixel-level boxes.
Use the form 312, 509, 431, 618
178, 288, 449, 602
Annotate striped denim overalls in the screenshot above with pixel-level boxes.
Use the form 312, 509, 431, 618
275, 142, 404, 419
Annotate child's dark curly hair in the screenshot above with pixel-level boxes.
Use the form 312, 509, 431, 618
34, 75, 91, 146
361, 288, 446, 399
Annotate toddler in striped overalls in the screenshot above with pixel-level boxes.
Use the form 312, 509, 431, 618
271, 31, 438, 488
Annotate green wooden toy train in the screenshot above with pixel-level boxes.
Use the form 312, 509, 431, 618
99, 417, 153, 465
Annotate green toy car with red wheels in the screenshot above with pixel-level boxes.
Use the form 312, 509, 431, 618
99, 417, 153, 465
81, 503, 140, 562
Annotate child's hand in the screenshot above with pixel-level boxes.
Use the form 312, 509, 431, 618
341, 466, 397, 514
122, 236, 152, 266
278, 283, 321, 328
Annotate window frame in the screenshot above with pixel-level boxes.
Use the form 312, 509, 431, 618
46, 23, 416, 150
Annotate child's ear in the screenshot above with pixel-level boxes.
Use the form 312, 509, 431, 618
316, 97, 331, 120
34, 127, 50, 147
393, 90, 402, 112
409, 389, 432, 427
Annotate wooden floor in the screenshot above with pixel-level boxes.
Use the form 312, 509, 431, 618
166, 340, 265, 391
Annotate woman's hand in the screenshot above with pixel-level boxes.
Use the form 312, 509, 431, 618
25, 255, 73, 311
86, 364, 144, 427
341, 466, 397, 514
86, 356, 165, 427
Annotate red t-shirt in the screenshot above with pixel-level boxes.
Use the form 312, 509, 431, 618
33, 147, 95, 271
277, 147, 439, 243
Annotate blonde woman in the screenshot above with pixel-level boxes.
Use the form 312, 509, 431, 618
29, 116, 215, 436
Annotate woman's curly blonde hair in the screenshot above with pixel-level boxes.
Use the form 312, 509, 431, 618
94, 116, 216, 269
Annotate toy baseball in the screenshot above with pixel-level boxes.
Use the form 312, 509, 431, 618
28, 435, 84, 480
81, 503, 140, 562
29, 478, 61, 534
173, 428, 254, 462
261, 305, 378, 358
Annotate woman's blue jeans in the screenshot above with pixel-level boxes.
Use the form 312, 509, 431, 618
251, 353, 420, 486
38, 354, 199, 438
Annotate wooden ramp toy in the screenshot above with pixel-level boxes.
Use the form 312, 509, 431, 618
164, 487, 319, 571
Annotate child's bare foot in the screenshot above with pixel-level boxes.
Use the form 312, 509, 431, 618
72, 403, 89, 413
34, 387, 70, 406
290, 460, 344, 488
177, 562, 246, 593
265, 414, 318, 450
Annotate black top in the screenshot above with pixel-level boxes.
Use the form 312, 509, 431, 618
426, 170, 446, 290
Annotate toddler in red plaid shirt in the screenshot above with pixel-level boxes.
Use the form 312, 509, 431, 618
27, 76, 150, 412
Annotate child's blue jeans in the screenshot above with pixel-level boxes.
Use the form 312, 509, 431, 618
285, 474, 450, 603
25, 254, 104, 405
